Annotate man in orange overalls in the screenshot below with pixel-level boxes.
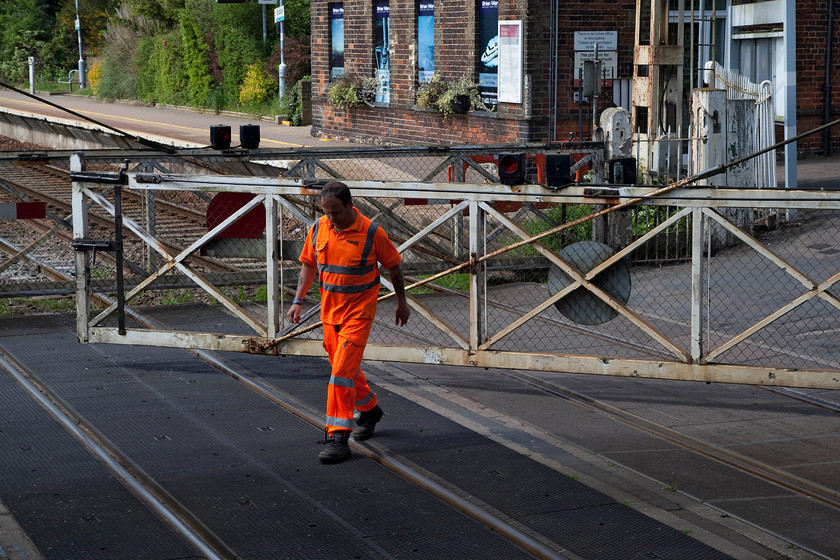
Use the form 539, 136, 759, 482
287, 181, 410, 464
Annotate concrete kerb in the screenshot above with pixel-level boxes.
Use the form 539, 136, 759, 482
0, 498, 44, 560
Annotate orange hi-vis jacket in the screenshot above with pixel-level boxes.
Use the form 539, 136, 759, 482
299, 208, 402, 330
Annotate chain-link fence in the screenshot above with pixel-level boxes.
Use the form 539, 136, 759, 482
2, 146, 838, 387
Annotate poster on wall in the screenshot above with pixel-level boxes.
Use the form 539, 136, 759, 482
330, 4, 344, 79
374, 0, 390, 103
417, 1, 434, 83
478, 0, 498, 110
497, 20, 522, 103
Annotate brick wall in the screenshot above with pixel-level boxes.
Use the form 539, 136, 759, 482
311, 0, 638, 145
793, 0, 840, 153
311, 1, 840, 153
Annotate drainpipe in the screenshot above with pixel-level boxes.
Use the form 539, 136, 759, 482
824, 0, 836, 156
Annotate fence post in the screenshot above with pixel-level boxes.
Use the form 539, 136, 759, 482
265, 194, 280, 338
71, 152, 91, 343
468, 200, 485, 353
690, 207, 704, 362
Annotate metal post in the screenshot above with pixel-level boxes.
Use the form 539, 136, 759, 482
592, 42, 599, 139
468, 200, 484, 353
262, 4, 268, 52
71, 153, 91, 343
113, 185, 125, 335
783, 0, 797, 217
75, 0, 85, 88
690, 207, 704, 361
28, 57, 35, 94
265, 195, 279, 338
278, 0, 287, 99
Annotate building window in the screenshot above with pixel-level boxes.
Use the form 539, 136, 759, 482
478, 0, 498, 110
374, 0, 391, 103
330, 3, 345, 79
418, 0, 434, 83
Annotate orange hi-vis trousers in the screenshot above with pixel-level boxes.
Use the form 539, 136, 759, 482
323, 318, 379, 434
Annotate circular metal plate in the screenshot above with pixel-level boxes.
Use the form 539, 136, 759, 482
547, 241, 631, 325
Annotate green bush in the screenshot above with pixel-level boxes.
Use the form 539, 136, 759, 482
136, 30, 187, 105
280, 76, 309, 126
180, 3, 214, 107
212, 3, 263, 109
239, 63, 275, 106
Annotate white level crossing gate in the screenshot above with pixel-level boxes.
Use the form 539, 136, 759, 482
71, 152, 840, 391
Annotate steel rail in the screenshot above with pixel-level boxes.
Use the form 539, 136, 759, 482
0, 163, 238, 273
492, 368, 840, 511
0, 349, 239, 560
9, 286, 574, 559
191, 349, 573, 560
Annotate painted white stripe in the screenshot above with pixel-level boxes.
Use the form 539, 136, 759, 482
0, 204, 15, 219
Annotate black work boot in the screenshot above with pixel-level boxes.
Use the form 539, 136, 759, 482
353, 405, 383, 441
318, 429, 351, 464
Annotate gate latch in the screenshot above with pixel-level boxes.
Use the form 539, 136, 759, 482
71, 238, 119, 265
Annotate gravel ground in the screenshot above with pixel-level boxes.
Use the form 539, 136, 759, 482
0, 135, 50, 151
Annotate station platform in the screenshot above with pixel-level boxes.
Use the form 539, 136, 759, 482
1, 309, 838, 559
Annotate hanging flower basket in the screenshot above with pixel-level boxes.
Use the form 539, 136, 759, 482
415, 72, 491, 118
452, 94, 471, 114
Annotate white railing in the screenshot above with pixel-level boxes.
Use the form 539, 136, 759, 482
706, 61, 777, 191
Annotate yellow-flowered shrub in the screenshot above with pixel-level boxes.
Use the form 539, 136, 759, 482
238, 63, 275, 106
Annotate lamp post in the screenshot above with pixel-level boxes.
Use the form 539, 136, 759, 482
276, 0, 286, 99
75, 0, 85, 88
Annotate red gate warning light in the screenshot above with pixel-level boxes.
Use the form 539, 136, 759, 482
498, 153, 525, 185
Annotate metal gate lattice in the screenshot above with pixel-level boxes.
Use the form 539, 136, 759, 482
64, 146, 840, 390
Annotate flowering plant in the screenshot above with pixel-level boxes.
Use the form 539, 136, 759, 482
415, 72, 491, 117
239, 63, 275, 106
327, 74, 380, 110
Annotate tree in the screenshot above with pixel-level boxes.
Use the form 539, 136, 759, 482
0, 0, 55, 82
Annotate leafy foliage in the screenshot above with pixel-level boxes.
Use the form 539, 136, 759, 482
3, 0, 310, 114
416, 72, 490, 118
280, 76, 310, 126
93, 1, 161, 99
0, 0, 63, 82
239, 63, 275, 106
267, 35, 310, 90
136, 30, 187, 105
87, 59, 102, 94
212, 2, 264, 108
179, 0, 213, 106
328, 74, 378, 111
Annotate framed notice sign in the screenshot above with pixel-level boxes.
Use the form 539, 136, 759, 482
497, 20, 522, 103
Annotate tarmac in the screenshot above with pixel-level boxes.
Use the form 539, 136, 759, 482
1, 90, 840, 560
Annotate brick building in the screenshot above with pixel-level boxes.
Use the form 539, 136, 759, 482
309, 0, 840, 154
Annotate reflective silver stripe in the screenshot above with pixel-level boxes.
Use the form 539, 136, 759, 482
320, 278, 380, 294
329, 375, 355, 388
326, 416, 354, 429
355, 390, 374, 407
311, 221, 319, 252
317, 262, 376, 275
359, 222, 379, 266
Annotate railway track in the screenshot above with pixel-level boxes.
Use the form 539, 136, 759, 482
2, 304, 838, 559
0, 316, 569, 559
0, 156, 269, 296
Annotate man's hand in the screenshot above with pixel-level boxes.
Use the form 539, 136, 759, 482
387, 264, 410, 326
287, 303, 302, 324
288, 263, 316, 324
395, 299, 410, 326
